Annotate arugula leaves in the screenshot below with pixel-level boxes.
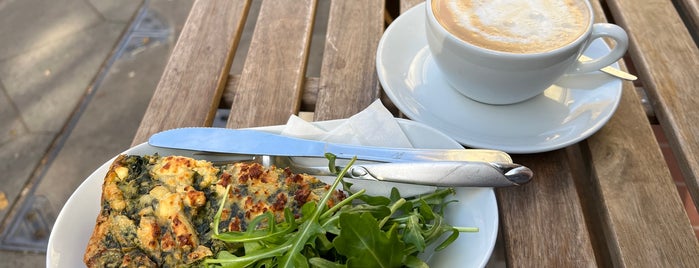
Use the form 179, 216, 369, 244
333, 213, 404, 267
204, 157, 476, 268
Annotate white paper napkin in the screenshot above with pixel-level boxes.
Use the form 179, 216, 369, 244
279, 99, 435, 196
280, 100, 413, 148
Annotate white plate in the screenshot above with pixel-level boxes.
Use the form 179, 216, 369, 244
46, 119, 498, 268
377, 3, 623, 154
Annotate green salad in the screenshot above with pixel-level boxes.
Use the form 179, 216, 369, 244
203, 156, 477, 268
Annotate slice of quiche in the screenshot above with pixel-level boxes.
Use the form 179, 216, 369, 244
83, 154, 345, 267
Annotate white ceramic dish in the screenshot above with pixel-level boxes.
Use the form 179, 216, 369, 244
377, 3, 623, 154
46, 119, 498, 268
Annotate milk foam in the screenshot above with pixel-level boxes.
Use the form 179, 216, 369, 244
434, 0, 590, 53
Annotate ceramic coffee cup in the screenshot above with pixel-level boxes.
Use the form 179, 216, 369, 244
425, 0, 629, 105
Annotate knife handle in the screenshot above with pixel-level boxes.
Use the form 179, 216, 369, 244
348, 162, 532, 187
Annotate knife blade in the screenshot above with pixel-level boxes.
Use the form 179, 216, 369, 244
579, 55, 637, 81
148, 127, 513, 163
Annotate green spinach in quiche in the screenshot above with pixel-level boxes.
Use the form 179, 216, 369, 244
83, 155, 345, 267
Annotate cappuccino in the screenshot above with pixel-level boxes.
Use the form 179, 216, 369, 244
431, 0, 591, 53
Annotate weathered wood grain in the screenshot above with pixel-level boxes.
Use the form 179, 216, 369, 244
226, 0, 316, 128
606, 0, 699, 210
131, 0, 250, 145
581, 79, 699, 267
574, 0, 699, 266
312, 0, 384, 120
223, 74, 398, 115
498, 151, 597, 267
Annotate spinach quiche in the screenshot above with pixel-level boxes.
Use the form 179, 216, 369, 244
83, 154, 345, 267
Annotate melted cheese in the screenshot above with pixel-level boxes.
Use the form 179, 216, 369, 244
136, 216, 160, 251
114, 166, 128, 180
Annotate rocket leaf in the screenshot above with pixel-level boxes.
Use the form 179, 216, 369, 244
333, 213, 405, 268
205, 156, 477, 268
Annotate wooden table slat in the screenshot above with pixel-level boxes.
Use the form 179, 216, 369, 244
584, 81, 699, 266
313, 0, 384, 120
577, 0, 699, 265
226, 0, 317, 128
606, 0, 699, 210
131, 0, 250, 145
498, 151, 597, 267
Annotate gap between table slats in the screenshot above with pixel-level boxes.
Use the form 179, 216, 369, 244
606, 0, 699, 216
672, 0, 699, 43
226, 0, 317, 128
573, 72, 699, 266
131, 0, 250, 145
222, 75, 399, 116
575, 0, 699, 266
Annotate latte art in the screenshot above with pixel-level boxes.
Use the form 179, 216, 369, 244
432, 0, 590, 53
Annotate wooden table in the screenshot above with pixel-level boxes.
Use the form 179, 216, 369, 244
131, 0, 699, 266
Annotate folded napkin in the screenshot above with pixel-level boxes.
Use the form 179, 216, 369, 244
280, 100, 413, 148
279, 99, 435, 196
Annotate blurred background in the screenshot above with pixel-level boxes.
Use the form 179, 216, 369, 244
0, 0, 194, 266
0, 0, 694, 267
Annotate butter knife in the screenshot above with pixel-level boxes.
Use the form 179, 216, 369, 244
148, 127, 533, 187
579, 55, 637, 81
149, 127, 513, 163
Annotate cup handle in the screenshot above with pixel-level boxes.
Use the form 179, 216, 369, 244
569, 23, 629, 74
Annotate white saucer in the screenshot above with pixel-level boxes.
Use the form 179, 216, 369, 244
376, 3, 623, 154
